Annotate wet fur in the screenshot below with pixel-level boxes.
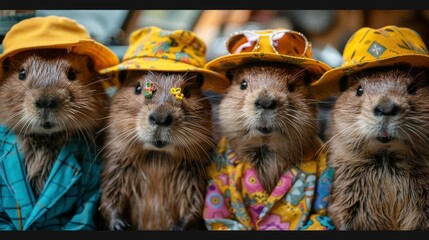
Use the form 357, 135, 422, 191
0, 49, 109, 197
219, 62, 319, 193
326, 67, 429, 230
100, 71, 214, 230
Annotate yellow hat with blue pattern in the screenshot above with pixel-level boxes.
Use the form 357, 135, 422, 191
311, 25, 429, 100
100, 26, 230, 94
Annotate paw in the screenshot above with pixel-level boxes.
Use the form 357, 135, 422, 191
110, 219, 131, 231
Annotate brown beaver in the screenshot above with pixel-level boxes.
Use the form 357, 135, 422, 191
99, 70, 215, 230
218, 62, 319, 193
0, 49, 109, 197
326, 67, 429, 230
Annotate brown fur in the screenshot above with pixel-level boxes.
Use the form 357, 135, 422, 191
99, 71, 215, 230
218, 62, 319, 193
0, 49, 109, 197
326, 67, 429, 230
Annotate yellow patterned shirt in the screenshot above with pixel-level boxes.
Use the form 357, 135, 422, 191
203, 136, 334, 230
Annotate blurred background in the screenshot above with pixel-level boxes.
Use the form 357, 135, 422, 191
2, 10, 429, 139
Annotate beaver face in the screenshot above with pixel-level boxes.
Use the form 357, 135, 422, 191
0, 49, 108, 135
217, 62, 319, 192
108, 71, 213, 159
218, 63, 318, 150
332, 67, 429, 155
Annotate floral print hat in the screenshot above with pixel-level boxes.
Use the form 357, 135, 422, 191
311, 25, 429, 100
100, 26, 230, 94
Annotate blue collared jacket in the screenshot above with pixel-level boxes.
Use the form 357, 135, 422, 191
0, 125, 101, 230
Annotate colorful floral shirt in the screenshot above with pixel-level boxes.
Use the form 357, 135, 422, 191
203, 136, 335, 230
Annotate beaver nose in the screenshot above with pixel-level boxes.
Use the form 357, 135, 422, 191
255, 97, 277, 110
149, 112, 173, 127
35, 97, 58, 109
373, 102, 400, 116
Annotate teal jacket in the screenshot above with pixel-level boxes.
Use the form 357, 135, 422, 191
0, 125, 101, 230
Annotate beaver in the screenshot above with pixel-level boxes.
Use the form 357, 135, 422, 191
326, 67, 429, 230
0, 48, 109, 230
202, 61, 335, 230
99, 70, 215, 230
218, 62, 319, 192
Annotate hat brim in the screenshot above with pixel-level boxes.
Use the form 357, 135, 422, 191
100, 57, 231, 94
205, 52, 332, 78
310, 54, 429, 101
0, 39, 120, 88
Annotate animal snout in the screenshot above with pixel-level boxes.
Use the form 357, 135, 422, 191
255, 96, 277, 110
373, 101, 400, 116
149, 112, 173, 127
35, 96, 59, 109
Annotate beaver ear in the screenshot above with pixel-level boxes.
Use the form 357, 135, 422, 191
339, 76, 349, 92
2, 58, 10, 72
196, 73, 204, 88
87, 58, 93, 70
118, 71, 128, 84
225, 70, 234, 82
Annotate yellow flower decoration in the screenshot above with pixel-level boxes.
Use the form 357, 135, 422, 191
170, 87, 184, 101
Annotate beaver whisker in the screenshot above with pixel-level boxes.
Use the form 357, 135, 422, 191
176, 126, 214, 155
318, 121, 362, 157
97, 120, 137, 159
106, 128, 140, 161
16, 113, 33, 136
180, 124, 214, 141
1, 110, 23, 132
97, 118, 135, 135
20, 115, 34, 137
112, 133, 140, 163
68, 114, 95, 155
82, 77, 110, 88
180, 125, 215, 148
178, 136, 204, 164
402, 123, 429, 147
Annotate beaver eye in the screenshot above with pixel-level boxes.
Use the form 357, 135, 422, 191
18, 68, 26, 80
67, 68, 76, 81
135, 83, 142, 95
183, 86, 191, 98
407, 82, 418, 95
356, 85, 363, 96
287, 82, 295, 92
240, 79, 247, 90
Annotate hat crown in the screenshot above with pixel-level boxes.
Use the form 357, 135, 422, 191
341, 25, 429, 67
2, 16, 91, 51
123, 26, 207, 68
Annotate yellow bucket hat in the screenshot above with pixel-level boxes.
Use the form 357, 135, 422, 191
100, 26, 230, 94
311, 25, 429, 100
0, 15, 120, 89
205, 28, 331, 80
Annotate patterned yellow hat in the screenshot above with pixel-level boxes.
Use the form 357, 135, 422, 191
0, 15, 120, 89
205, 28, 331, 79
100, 26, 230, 94
311, 25, 429, 100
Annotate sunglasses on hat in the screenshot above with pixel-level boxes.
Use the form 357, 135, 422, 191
225, 29, 311, 57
